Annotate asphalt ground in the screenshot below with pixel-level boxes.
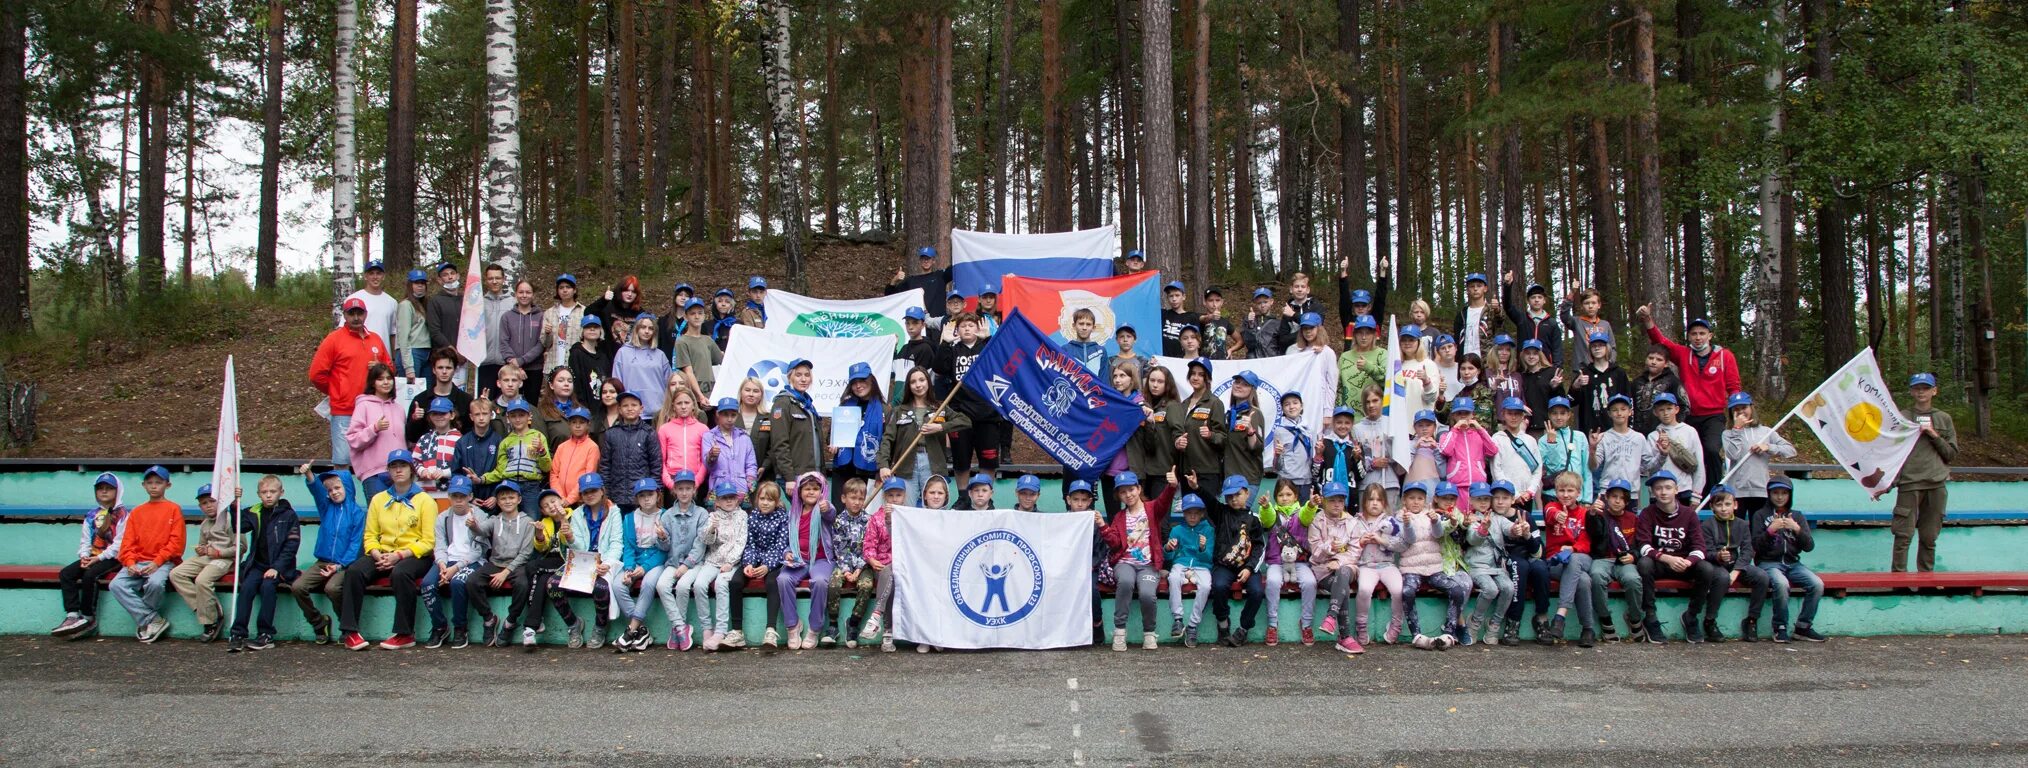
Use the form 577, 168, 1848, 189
1, 633, 2025, 767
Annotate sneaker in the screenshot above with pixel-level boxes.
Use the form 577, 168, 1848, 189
379, 634, 416, 650
1459, 622, 1477, 647
310, 619, 334, 646
917, 642, 932, 653
482, 618, 503, 647
1436, 633, 1458, 650
1578, 628, 1596, 648
1181, 625, 1198, 648
1383, 617, 1402, 645
566, 621, 585, 649
522, 627, 539, 649
50, 614, 84, 637
1411, 634, 1436, 650
1626, 620, 1650, 645
1142, 633, 1158, 651
1264, 627, 1280, 646
68, 617, 98, 640
819, 634, 836, 648
1703, 619, 1727, 643
586, 624, 607, 649
1772, 625, 1791, 644
425, 626, 451, 649
1793, 623, 1827, 642
1335, 637, 1365, 654
343, 632, 371, 651
633, 629, 655, 652
675, 625, 694, 651
227, 636, 245, 653
1682, 612, 1705, 643
139, 616, 169, 643
1318, 615, 1338, 638
1541, 616, 1565, 646
786, 629, 803, 650
859, 614, 883, 641
845, 637, 858, 649
1600, 617, 1620, 643
1499, 619, 1520, 646
721, 630, 747, 649
1112, 629, 1128, 652
1215, 620, 1231, 644
1642, 619, 1667, 645
197, 623, 221, 644
247, 634, 275, 651
1530, 614, 1549, 643
1739, 618, 1759, 643
1223, 629, 1246, 648
451, 630, 470, 649
1300, 627, 1315, 646
881, 637, 896, 653
763, 627, 781, 649
703, 631, 721, 652
1168, 621, 1184, 641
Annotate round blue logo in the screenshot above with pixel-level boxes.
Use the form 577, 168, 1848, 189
746, 359, 790, 402
948, 529, 1044, 628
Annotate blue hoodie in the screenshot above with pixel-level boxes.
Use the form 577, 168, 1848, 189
307, 470, 367, 567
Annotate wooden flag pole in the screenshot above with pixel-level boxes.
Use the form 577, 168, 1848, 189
883, 381, 967, 475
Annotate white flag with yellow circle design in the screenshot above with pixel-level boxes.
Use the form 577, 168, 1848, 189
1796, 348, 1921, 495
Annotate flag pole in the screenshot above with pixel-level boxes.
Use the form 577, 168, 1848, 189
883, 380, 967, 475
1688, 405, 1802, 516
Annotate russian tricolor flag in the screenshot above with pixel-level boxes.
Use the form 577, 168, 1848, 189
1000, 271, 1163, 358
949, 225, 1118, 298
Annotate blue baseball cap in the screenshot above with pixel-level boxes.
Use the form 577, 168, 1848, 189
142, 465, 172, 482
1435, 481, 1458, 498
1909, 372, 1937, 388
634, 477, 665, 496
848, 362, 874, 381
1768, 477, 1793, 492
1164, 280, 1185, 293
1588, 331, 1611, 345
684, 298, 707, 311
434, 261, 456, 273
668, 470, 697, 487
1608, 394, 1634, 408
1646, 471, 1679, 487
196, 483, 215, 500
1603, 479, 1634, 496
1221, 475, 1252, 499
1332, 406, 1358, 419
1651, 392, 1680, 408
580, 314, 603, 327
905, 306, 928, 321
494, 479, 522, 495
947, 290, 965, 301
1547, 396, 1572, 410
1526, 283, 1547, 296
1351, 315, 1378, 332
1350, 289, 1373, 305
1467, 482, 1491, 499
1400, 324, 1423, 339
716, 397, 738, 411
1493, 334, 1515, 347
556, 273, 578, 286
502, 398, 533, 415
1015, 475, 1042, 493
1125, 249, 1146, 261
1490, 480, 1516, 496
539, 488, 563, 502
578, 473, 605, 492
1322, 482, 1351, 500
1178, 323, 1202, 336
428, 396, 456, 415
1435, 334, 1457, 349
1501, 396, 1526, 413
672, 282, 693, 295
917, 246, 937, 259
94, 472, 118, 488
1115, 324, 1137, 336
1252, 287, 1273, 299
1520, 339, 1545, 351
712, 480, 741, 497
616, 389, 641, 403
383, 450, 415, 467
748, 276, 768, 290
1066, 479, 1095, 496
1115, 471, 1141, 488
564, 405, 591, 421
1231, 370, 1262, 388
1465, 272, 1488, 285
1686, 318, 1713, 331
1299, 312, 1323, 328
881, 477, 908, 494
1709, 483, 1736, 498
448, 475, 474, 496
1187, 357, 1214, 375
407, 269, 428, 283
1727, 392, 1754, 409
1178, 493, 1207, 512
716, 288, 734, 298
967, 473, 994, 490
1414, 409, 1438, 425
1401, 481, 1429, 497
1451, 397, 1476, 414
786, 358, 813, 371
363, 260, 385, 273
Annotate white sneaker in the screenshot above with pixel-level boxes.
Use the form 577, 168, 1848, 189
1142, 633, 1158, 650
722, 630, 747, 649
762, 627, 780, 648
916, 642, 931, 653
1112, 629, 1128, 652
881, 637, 896, 653
140, 616, 169, 643
522, 627, 538, 648
859, 614, 883, 641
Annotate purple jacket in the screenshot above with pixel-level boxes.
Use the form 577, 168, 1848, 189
704, 426, 757, 497
1263, 513, 1311, 566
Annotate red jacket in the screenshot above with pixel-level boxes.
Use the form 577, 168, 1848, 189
309, 327, 393, 417
1101, 484, 1176, 570
1644, 326, 1740, 418
1543, 501, 1592, 556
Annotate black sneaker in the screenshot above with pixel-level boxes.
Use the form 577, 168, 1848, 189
1642, 619, 1667, 645
1168, 622, 1185, 641
1683, 612, 1706, 643
1578, 628, 1597, 648
1703, 619, 1726, 643
425, 625, 451, 649
70, 617, 99, 640
227, 636, 245, 653
247, 634, 274, 651
450, 630, 470, 649
197, 623, 221, 644
310, 618, 333, 645
1539, 616, 1564, 646
1498, 619, 1520, 646
1772, 625, 1791, 643
1182, 625, 1198, 648
1739, 618, 1759, 643
483, 618, 503, 647
1600, 619, 1619, 643
1223, 629, 1245, 648
1793, 623, 1827, 642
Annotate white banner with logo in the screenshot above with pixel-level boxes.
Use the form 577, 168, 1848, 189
709, 325, 895, 417
1155, 351, 1339, 463
891, 506, 1093, 650
764, 288, 922, 353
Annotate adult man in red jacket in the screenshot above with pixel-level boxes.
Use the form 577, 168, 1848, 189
1635, 305, 1741, 494
309, 297, 394, 471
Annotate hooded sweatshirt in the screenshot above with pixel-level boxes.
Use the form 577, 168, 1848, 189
1721, 425, 1796, 498
1346, 513, 1405, 568
1437, 423, 1498, 488
1307, 511, 1359, 572
1166, 516, 1215, 570
611, 340, 673, 417
704, 426, 758, 497
1751, 505, 1815, 565
477, 510, 541, 571
1462, 513, 1515, 575
785, 472, 835, 565
1700, 512, 1754, 568
77, 477, 129, 563
344, 393, 409, 480
697, 503, 748, 570
658, 413, 709, 489
1257, 501, 1316, 567
307, 470, 367, 566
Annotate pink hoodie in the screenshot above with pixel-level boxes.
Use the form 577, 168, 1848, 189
657, 414, 708, 489
1437, 424, 1498, 488
344, 394, 409, 480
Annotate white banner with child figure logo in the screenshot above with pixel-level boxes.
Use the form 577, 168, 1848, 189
1154, 351, 1339, 464
891, 506, 1093, 650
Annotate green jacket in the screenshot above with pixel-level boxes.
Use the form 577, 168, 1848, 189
483, 428, 552, 484
1170, 393, 1228, 479
768, 391, 823, 482
877, 403, 971, 475
1222, 403, 1267, 485
1339, 346, 1388, 407
1895, 406, 1957, 489
1125, 400, 1177, 480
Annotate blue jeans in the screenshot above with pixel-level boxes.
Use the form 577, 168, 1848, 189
328, 414, 352, 465
422, 562, 479, 632
1760, 561, 1824, 628
399, 348, 430, 379
111, 564, 173, 628
906, 451, 933, 503
230, 572, 282, 638
361, 472, 392, 502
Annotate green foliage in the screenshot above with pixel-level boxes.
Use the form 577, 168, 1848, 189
3, 268, 330, 368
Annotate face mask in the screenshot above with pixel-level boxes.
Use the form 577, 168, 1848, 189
442, 279, 462, 292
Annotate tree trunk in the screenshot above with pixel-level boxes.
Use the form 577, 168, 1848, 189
1374, 10, 1392, 284
1114, 0, 1140, 251
759, 0, 806, 289
1233, 40, 1255, 269
993, 0, 1013, 232
1493, 18, 1521, 283
871, 89, 892, 233
1140, 0, 1180, 277
1338, 0, 1367, 282
483, 0, 524, 275
0, 0, 27, 333
181, 90, 194, 286
385, 0, 418, 278
1589, 118, 1620, 312
1076, 99, 1099, 228
901, 10, 952, 269
575, 0, 592, 212
1750, 0, 1786, 399
1634, 2, 1670, 330
255, 0, 284, 291
615, 0, 639, 247
1392, 0, 1409, 289
646, 2, 674, 246
686, 0, 709, 240
135, 0, 173, 299
821, 24, 840, 235
1805, 0, 1855, 369
1675, 0, 1704, 322
1187, 0, 1211, 286
1863, 196, 1883, 349
1042, 0, 1071, 233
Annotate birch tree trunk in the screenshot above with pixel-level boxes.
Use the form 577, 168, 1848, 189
760, 0, 807, 290
1750, 0, 1786, 398
484, 0, 524, 276
330, 0, 358, 302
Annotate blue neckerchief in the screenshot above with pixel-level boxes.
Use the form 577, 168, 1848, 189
1329, 435, 1350, 486
839, 397, 885, 473
786, 386, 816, 416
1275, 416, 1312, 457
1227, 400, 1253, 431
745, 300, 767, 323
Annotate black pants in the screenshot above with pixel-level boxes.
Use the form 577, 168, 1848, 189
949, 419, 1005, 480
1637, 556, 1726, 621
467, 563, 538, 627
1210, 565, 1266, 630
730, 566, 777, 634
1717, 562, 1771, 623
1687, 413, 1725, 493
59, 559, 122, 616
340, 554, 433, 636
477, 363, 503, 400
1504, 558, 1551, 622
522, 553, 563, 630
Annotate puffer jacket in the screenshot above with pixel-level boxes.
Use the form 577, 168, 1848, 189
598, 417, 662, 499
697, 504, 747, 569
1347, 513, 1405, 568
1463, 513, 1514, 575
236, 499, 303, 582
1396, 511, 1448, 576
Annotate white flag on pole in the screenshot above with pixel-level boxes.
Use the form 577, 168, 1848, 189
211, 356, 241, 499
454, 256, 488, 366
1795, 348, 1922, 495
891, 506, 1093, 650
1382, 316, 1415, 469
